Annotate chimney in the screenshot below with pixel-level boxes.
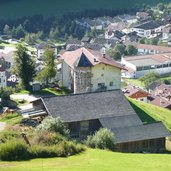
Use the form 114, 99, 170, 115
102, 47, 106, 58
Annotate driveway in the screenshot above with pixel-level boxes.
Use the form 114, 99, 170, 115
10, 94, 38, 102
0, 122, 6, 131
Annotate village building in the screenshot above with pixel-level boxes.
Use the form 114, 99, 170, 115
150, 96, 171, 110
0, 66, 7, 88
136, 44, 171, 55
0, 48, 14, 69
131, 20, 163, 38
24, 90, 170, 153
121, 53, 171, 78
162, 26, 171, 40
123, 85, 149, 102
36, 42, 57, 59
136, 12, 152, 22
58, 47, 123, 94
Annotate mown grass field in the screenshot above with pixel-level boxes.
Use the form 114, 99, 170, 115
0, 149, 171, 171
0, 0, 170, 19
129, 98, 171, 131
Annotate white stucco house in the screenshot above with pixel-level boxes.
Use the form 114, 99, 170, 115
36, 43, 57, 59
162, 26, 171, 40
0, 67, 7, 88
57, 47, 123, 94
121, 53, 171, 78
131, 21, 163, 38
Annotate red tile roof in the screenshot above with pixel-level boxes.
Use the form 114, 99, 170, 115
137, 44, 171, 53
59, 47, 123, 69
124, 53, 171, 63
150, 96, 171, 109
123, 85, 149, 98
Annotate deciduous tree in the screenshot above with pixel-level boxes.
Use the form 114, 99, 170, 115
36, 48, 56, 85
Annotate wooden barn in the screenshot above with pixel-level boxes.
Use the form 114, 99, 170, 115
29, 90, 170, 152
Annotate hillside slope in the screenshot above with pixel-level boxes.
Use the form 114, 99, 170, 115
0, 0, 170, 19
129, 98, 171, 131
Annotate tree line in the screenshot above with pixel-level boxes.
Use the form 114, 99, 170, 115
0, 8, 138, 41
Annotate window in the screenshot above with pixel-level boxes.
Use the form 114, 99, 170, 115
102, 67, 105, 70
163, 64, 168, 68
157, 65, 162, 68
101, 74, 104, 77
98, 83, 105, 88
80, 121, 89, 132
109, 82, 113, 86
143, 66, 151, 70
137, 67, 143, 71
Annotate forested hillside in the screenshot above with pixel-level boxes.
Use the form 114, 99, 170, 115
0, 0, 170, 19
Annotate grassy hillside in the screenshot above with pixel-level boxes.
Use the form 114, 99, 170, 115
0, 0, 170, 19
129, 98, 171, 131
0, 149, 171, 171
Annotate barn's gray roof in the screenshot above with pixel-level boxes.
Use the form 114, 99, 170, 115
99, 114, 142, 130
113, 122, 170, 143
43, 90, 137, 123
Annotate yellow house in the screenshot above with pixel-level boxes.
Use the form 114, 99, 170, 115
58, 47, 123, 94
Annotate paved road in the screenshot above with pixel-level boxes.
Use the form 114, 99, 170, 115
0, 122, 6, 131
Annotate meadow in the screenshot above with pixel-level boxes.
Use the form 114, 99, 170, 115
0, 149, 171, 171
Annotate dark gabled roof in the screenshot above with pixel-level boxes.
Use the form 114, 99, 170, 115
75, 52, 93, 67
81, 36, 91, 43
36, 42, 56, 49
42, 90, 137, 123
85, 43, 103, 51
99, 114, 142, 130
134, 21, 161, 30
114, 30, 125, 39
148, 82, 161, 91
113, 122, 170, 143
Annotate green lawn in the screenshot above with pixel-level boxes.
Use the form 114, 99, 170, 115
129, 98, 171, 131
0, 0, 169, 19
0, 149, 171, 171
0, 113, 22, 125
124, 78, 145, 88
33, 87, 71, 96
124, 75, 171, 89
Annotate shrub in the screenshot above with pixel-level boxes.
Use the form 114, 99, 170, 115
29, 145, 58, 158
85, 128, 115, 151
29, 141, 85, 158
0, 136, 85, 161
36, 116, 69, 136
34, 131, 65, 145
0, 141, 29, 161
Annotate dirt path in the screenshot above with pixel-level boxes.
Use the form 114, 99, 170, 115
0, 122, 6, 131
